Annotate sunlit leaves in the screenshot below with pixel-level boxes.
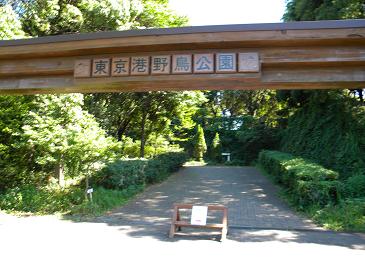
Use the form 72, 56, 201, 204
0, 4, 26, 39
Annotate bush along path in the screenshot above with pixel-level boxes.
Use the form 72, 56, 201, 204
258, 150, 365, 232
0, 152, 188, 216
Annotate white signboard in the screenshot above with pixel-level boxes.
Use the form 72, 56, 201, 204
191, 206, 208, 226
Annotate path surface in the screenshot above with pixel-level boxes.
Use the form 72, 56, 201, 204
0, 166, 364, 274
97, 166, 318, 233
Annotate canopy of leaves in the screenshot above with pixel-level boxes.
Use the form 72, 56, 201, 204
283, 0, 365, 21
0, 0, 188, 37
22, 94, 117, 178
0, 4, 26, 39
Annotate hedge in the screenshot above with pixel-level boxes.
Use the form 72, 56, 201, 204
91, 152, 188, 190
258, 150, 341, 207
343, 175, 365, 199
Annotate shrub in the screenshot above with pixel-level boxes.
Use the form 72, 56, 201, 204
258, 150, 340, 206
145, 152, 188, 184
91, 159, 147, 190
0, 184, 83, 214
311, 198, 365, 232
258, 150, 339, 185
343, 175, 365, 198
92, 152, 187, 190
294, 180, 342, 207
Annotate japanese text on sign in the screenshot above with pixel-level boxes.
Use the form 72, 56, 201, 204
74, 52, 260, 78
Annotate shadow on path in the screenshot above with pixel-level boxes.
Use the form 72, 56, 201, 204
65, 166, 365, 250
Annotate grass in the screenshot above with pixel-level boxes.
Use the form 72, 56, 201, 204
69, 185, 144, 217
0, 183, 144, 218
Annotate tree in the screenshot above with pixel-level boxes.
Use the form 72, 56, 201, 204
193, 125, 207, 161
0, 4, 26, 39
21, 94, 116, 186
85, 91, 206, 158
0, 96, 35, 191
0, 0, 188, 36
210, 132, 222, 162
283, 0, 365, 21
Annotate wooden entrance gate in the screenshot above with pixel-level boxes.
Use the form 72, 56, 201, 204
0, 19, 364, 95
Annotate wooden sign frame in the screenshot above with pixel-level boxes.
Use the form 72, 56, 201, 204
169, 203, 228, 241
0, 20, 364, 94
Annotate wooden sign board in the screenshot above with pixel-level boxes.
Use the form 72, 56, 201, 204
74, 52, 260, 78
191, 206, 208, 225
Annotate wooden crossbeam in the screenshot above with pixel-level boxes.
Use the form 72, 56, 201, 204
0, 20, 364, 94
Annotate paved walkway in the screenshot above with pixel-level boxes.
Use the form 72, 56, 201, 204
96, 166, 319, 237
1, 166, 364, 274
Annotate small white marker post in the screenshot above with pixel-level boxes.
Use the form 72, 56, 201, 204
221, 152, 231, 162
86, 188, 93, 202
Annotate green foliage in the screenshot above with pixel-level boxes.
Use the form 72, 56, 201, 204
134, 0, 189, 28
0, 4, 26, 39
70, 185, 143, 216
293, 180, 342, 207
259, 150, 340, 207
283, 0, 365, 21
259, 150, 339, 183
193, 90, 285, 164
0, 94, 117, 189
0, 96, 36, 190
85, 91, 198, 158
209, 132, 222, 162
343, 175, 365, 198
0, 184, 83, 214
0, 183, 142, 216
193, 125, 207, 161
234, 117, 280, 165
2, 0, 188, 36
280, 92, 365, 178
144, 152, 188, 184
92, 159, 146, 190
92, 152, 187, 190
21, 94, 117, 184
309, 198, 365, 231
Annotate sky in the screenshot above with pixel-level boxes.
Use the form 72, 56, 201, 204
170, 0, 287, 26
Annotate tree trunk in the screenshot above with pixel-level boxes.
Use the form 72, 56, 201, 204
140, 112, 147, 158
116, 118, 132, 141
56, 155, 65, 187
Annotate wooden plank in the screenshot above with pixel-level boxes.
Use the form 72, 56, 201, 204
2, 20, 363, 47
1, 67, 364, 95
174, 221, 224, 229
0, 57, 74, 76
1, 46, 364, 77
0, 28, 364, 60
